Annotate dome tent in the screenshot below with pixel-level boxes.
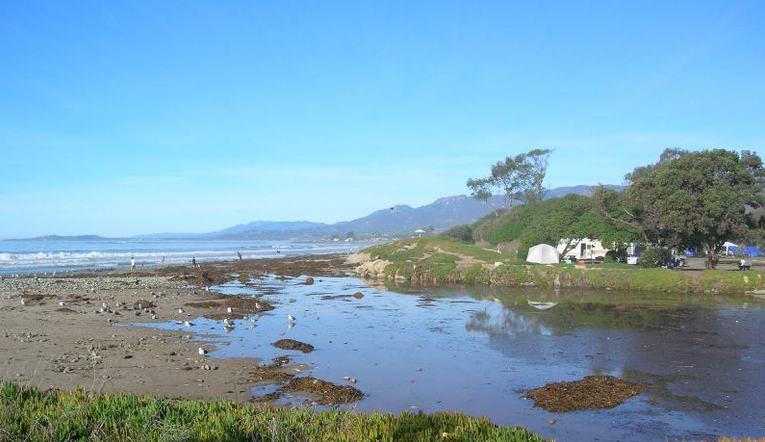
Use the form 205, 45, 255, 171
526, 244, 560, 264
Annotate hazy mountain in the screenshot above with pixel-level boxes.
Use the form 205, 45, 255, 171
201, 185, 621, 239
214, 221, 327, 236
543, 184, 624, 199
323, 194, 511, 236
312, 185, 623, 236
3, 235, 114, 242
14, 185, 622, 241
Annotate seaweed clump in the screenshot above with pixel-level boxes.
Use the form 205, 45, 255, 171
526, 375, 648, 412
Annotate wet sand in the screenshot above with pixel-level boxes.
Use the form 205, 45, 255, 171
0, 255, 353, 402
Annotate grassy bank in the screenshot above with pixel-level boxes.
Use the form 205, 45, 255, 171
0, 382, 543, 442
362, 238, 765, 295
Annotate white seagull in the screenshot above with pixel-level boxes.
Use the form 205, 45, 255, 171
287, 314, 296, 323
183, 320, 194, 327
198, 347, 208, 356
177, 308, 184, 314
226, 306, 233, 313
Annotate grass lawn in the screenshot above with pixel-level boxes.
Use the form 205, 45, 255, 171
364, 238, 765, 295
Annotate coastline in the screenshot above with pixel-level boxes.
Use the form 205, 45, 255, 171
0, 254, 353, 402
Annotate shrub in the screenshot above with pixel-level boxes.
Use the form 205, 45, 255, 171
605, 247, 628, 263
442, 224, 474, 242
638, 247, 671, 268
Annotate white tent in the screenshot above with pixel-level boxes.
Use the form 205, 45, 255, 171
526, 244, 560, 264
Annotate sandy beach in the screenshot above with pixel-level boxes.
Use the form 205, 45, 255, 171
0, 255, 354, 402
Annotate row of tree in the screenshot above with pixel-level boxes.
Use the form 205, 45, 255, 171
467, 148, 764, 268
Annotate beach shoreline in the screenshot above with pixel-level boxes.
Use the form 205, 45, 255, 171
0, 254, 354, 402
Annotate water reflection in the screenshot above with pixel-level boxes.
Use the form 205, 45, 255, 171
134, 275, 765, 441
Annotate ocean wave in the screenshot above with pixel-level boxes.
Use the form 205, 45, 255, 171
0, 242, 363, 274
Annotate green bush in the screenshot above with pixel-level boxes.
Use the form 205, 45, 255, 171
441, 224, 474, 242
638, 247, 671, 268
604, 248, 628, 263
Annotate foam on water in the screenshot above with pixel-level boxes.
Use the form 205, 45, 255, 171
0, 239, 363, 275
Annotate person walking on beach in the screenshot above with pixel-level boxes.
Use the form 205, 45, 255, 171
237, 251, 242, 261
130, 256, 136, 271
192, 256, 196, 268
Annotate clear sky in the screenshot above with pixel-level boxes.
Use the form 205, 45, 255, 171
1, 1, 763, 238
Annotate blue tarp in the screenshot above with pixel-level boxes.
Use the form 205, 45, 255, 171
743, 246, 763, 257
685, 246, 762, 257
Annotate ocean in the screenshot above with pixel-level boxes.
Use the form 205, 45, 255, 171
0, 238, 363, 276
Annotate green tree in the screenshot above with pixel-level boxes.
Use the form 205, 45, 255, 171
625, 149, 764, 268
592, 186, 651, 243
467, 149, 552, 204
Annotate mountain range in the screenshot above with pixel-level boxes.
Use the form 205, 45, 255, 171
141, 184, 622, 240
9, 185, 622, 241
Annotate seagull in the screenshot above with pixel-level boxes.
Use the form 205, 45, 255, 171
287, 314, 296, 323
226, 307, 233, 313
223, 318, 233, 326
183, 320, 194, 327
198, 347, 208, 356
177, 308, 184, 314
58, 301, 65, 306
102, 302, 108, 309
20, 298, 26, 306
254, 302, 261, 310
205, 286, 210, 293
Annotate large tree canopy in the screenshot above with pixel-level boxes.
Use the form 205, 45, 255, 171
467, 149, 552, 204
621, 148, 764, 268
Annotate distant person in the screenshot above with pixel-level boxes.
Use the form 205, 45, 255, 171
237, 251, 242, 261
130, 256, 136, 271
740, 258, 751, 271
161, 256, 165, 264
192, 256, 196, 268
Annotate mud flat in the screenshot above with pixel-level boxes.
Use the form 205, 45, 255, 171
0, 254, 353, 402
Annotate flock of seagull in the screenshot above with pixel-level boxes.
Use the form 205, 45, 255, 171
196, 311, 296, 358
14, 276, 300, 364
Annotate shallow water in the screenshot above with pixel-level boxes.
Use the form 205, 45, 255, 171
138, 275, 765, 441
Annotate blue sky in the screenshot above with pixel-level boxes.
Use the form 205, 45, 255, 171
1, 0, 763, 238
